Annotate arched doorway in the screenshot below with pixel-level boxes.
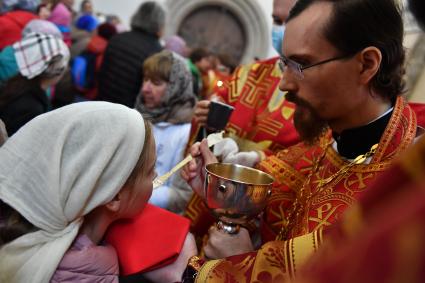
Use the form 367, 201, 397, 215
178, 5, 246, 67
165, 0, 269, 64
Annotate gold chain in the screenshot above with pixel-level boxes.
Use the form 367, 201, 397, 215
276, 142, 379, 241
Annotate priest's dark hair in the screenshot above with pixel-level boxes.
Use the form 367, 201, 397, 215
287, 0, 405, 101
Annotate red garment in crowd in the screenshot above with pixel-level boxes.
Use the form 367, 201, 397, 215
0, 11, 37, 50
86, 35, 108, 70
186, 57, 300, 155
82, 35, 108, 100
192, 97, 422, 282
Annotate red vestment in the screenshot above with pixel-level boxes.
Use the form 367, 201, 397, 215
193, 96, 420, 282
185, 57, 299, 237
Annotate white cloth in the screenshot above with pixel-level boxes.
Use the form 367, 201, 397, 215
0, 102, 146, 283
213, 137, 260, 167
149, 122, 191, 211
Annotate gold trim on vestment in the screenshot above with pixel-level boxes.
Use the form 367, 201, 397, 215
195, 260, 221, 283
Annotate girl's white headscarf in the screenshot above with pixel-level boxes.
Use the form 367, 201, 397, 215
0, 102, 146, 282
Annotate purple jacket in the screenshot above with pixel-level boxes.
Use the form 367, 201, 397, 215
51, 234, 119, 283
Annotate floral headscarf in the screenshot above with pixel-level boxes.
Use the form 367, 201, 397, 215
135, 51, 196, 124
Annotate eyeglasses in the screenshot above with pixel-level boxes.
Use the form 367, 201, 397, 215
278, 54, 352, 80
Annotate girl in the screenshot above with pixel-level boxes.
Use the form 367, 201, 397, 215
0, 102, 196, 282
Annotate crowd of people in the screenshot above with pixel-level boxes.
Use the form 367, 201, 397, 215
0, 0, 424, 282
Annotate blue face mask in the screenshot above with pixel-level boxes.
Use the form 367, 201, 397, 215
271, 24, 285, 56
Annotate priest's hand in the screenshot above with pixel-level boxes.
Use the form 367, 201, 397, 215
142, 233, 198, 283
193, 100, 211, 127
203, 226, 254, 259
181, 139, 217, 197
213, 138, 261, 167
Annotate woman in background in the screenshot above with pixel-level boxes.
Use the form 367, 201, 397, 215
135, 50, 197, 212
0, 32, 69, 136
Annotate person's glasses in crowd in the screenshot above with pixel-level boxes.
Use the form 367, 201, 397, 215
278, 54, 352, 80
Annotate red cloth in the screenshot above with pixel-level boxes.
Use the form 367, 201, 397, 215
296, 136, 425, 283
409, 102, 425, 128
106, 204, 190, 276
82, 35, 108, 100
0, 11, 37, 50
216, 56, 300, 153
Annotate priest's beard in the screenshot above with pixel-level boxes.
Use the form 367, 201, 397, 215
286, 92, 329, 145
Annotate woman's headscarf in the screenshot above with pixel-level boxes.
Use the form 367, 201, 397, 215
22, 19, 63, 39
0, 102, 146, 283
0, 32, 68, 84
164, 35, 188, 57
135, 51, 196, 124
13, 32, 69, 79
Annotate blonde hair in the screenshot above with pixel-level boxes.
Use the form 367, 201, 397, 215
143, 51, 173, 82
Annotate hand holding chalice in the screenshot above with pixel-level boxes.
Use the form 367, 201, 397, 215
204, 163, 274, 234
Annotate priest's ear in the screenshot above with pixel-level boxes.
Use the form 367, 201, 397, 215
358, 46, 382, 85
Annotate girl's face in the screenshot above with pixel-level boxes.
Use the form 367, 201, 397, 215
118, 137, 157, 218
141, 78, 168, 109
